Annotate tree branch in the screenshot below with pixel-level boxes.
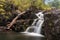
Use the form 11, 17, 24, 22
7, 10, 26, 29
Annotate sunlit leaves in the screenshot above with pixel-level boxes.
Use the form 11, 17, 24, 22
11, 0, 31, 12
34, 0, 42, 8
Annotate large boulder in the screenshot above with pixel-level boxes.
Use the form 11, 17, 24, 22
44, 12, 60, 40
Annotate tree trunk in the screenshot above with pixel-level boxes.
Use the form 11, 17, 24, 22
7, 11, 26, 29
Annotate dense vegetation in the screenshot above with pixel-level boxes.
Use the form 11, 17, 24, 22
0, 0, 60, 40
0, 0, 51, 30
0, 0, 60, 31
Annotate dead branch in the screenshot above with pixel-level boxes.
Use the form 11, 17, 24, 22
7, 10, 26, 29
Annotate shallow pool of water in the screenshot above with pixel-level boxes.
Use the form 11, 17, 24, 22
0, 31, 45, 40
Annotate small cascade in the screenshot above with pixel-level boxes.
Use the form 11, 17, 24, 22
21, 11, 44, 37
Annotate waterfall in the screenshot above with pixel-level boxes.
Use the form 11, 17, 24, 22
21, 11, 44, 37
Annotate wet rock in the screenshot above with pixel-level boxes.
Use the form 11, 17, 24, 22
44, 13, 60, 40
0, 26, 7, 32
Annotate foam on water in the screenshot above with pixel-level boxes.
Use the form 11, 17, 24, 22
21, 32, 44, 37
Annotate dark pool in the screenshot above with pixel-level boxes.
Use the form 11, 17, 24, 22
0, 31, 45, 40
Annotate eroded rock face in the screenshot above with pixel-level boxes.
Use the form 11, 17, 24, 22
44, 13, 60, 40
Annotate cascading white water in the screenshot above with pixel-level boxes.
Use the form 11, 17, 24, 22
25, 12, 44, 33
21, 11, 44, 37
35, 12, 44, 34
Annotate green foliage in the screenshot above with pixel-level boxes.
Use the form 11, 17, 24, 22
11, 0, 32, 12
9, 0, 51, 11
0, 0, 51, 20
0, 0, 13, 21
32, 0, 51, 10
48, 0, 60, 8
0, 0, 51, 14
